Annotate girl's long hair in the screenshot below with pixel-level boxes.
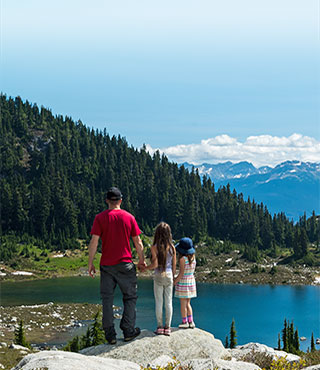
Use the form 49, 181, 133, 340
153, 222, 174, 270
178, 252, 195, 265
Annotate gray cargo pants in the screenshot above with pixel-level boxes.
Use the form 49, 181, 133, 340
100, 262, 137, 340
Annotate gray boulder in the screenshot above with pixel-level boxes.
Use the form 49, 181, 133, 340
142, 355, 262, 370
12, 350, 140, 370
9, 343, 31, 351
229, 342, 301, 363
81, 328, 229, 366
12, 328, 316, 370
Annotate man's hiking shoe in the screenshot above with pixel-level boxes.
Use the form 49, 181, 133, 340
106, 337, 117, 345
178, 322, 189, 329
124, 327, 141, 342
189, 321, 196, 329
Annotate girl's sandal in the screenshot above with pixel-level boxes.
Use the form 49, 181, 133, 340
164, 327, 171, 336
155, 327, 164, 335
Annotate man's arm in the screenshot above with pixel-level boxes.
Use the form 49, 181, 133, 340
132, 235, 146, 271
88, 234, 99, 278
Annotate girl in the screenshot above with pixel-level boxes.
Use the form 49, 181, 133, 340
174, 237, 196, 329
145, 222, 176, 336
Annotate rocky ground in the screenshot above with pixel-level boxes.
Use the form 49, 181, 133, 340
0, 303, 105, 369
1, 248, 319, 286
0, 302, 124, 370
1, 304, 319, 369
193, 249, 320, 286
0, 302, 104, 347
8, 329, 320, 370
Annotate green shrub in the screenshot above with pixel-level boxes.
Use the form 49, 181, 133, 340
196, 257, 207, 266
302, 349, 320, 367
208, 269, 218, 278
240, 350, 273, 369
250, 264, 260, 274
270, 266, 277, 275
301, 253, 316, 266
263, 357, 306, 370
140, 357, 195, 370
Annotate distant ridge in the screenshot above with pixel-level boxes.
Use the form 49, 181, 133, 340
181, 160, 320, 220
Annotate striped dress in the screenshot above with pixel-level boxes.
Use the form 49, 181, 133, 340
175, 256, 197, 298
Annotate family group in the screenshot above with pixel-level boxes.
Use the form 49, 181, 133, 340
88, 187, 197, 344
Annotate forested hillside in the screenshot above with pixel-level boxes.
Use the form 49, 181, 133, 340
0, 95, 319, 263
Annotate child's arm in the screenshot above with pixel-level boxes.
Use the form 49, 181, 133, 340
172, 247, 176, 277
144, 245, 158, 270
173, 256, 185, 285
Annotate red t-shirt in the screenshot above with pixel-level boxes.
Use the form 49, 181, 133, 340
90, 209, 141, 266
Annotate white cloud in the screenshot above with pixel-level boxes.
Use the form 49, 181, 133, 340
145, 134, 320, 168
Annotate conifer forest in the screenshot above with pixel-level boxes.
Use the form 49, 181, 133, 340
0, 95, 319, 263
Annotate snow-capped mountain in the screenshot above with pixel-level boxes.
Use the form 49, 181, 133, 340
181, 161, 320, 220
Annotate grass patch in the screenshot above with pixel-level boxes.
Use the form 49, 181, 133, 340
0, 348, 32, 370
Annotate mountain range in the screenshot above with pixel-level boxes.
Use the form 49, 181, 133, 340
181, 160, 320, 221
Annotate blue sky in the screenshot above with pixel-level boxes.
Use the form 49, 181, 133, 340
1, 0, 319, 166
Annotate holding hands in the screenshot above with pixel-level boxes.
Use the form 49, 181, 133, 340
138, 261, 147, 272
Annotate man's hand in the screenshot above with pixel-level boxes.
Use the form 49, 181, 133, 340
88, 262, 96, 278
88, 234, 99, 278
138, 261, 147, 272
132, 235, 146, 272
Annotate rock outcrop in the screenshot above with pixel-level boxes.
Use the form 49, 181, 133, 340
229, 342, 301, 363
81, 328, 229, 366
12, 350, 140, 370
13, 328, 311, 370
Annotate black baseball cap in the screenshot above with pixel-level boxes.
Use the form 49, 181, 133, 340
106, 187, 123, 201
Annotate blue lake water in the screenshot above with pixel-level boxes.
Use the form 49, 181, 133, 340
1, 277, 319, 351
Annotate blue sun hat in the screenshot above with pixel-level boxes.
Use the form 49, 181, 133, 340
175, 237, 195, 255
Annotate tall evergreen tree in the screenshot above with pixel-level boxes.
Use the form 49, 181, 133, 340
282, 319, 288, 352
229, 319, 237, 349
14, 320, 30, 348
90, 312, 105, 346
294, 329, 300, 352
311, 332, 315, 352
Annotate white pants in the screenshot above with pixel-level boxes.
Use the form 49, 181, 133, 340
153, 272, 173, 328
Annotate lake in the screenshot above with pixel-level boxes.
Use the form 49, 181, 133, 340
1, 277, 319, 352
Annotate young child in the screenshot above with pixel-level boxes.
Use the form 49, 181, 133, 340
145, 222, 176, 336
174, 237, 197, 329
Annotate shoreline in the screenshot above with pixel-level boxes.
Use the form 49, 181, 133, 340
1, 269, 320, 288
1, 247, 320, 287
1, 245, 319, 287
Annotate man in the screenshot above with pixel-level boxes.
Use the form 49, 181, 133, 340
88, 187, 146, 344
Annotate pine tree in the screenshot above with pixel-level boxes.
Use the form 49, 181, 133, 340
69, 336, 80, 352
229, 319, 237, 349
288, 321, 294, 352
299, 228, 309, 258
225, 335, 229, 348
294, 329, 300, 352
14, 320, 29, 348
311, 332, 315, 352
90, 311, 105, 346
278, 333, 281, 350
282, 319, 288, 352
80, 327, 92, 349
